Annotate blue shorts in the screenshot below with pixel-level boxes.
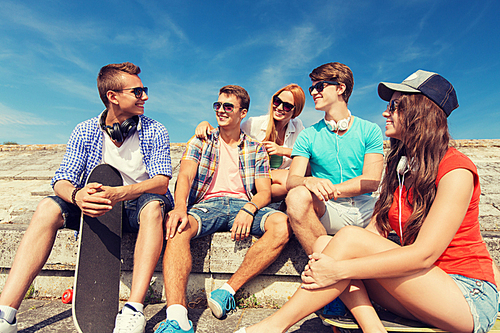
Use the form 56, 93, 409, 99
450, 274, 499, 333
187, 197, 281, 238
48, 193, 173, 232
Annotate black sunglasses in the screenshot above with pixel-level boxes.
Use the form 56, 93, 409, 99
213, 102, 242, 113
272, 95, 295, 112
112, 87, 148, 99
308, 81, 339, 95
387, 99, 398, 114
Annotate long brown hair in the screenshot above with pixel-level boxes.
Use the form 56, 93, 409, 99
373, 94, 451, 245
264, 84, 305, 142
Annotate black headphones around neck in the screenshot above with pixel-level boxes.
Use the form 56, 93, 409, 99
100, 110, 139, 143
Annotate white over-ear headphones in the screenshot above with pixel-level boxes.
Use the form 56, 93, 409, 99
396, 155, 415, 244
325, 110, 352, 132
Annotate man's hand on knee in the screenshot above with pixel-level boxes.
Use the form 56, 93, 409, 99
77, 183, 113, 217
165, 208, 190, 239
231, 211, 253, 241
304, 178, 341, 201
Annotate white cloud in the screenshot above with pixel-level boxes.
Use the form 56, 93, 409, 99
44, 75, 97, 104
0, 102, 60, 126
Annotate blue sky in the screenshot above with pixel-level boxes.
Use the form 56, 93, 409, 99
0, 0, 499, 144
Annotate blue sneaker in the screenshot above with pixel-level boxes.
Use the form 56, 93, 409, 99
322, 298, 346, 326
323, 297, 346, 316
208, 289, 236, 318
154, 319, 194, 333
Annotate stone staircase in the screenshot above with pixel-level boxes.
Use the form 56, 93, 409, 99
0, 141, 499, 306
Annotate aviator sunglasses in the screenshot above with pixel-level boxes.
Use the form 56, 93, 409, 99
213, 102, 242, 113
112, 87, 148, 99
272, 95, 295, 112
308, 81, 339, 95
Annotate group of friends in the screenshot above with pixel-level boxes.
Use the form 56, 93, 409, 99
0, 61, 498, 333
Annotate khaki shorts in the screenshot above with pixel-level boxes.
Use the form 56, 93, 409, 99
319, 195, 377, 234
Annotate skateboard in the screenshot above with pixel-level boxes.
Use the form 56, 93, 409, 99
320, 310, 500, 333
72, 164, 123, 333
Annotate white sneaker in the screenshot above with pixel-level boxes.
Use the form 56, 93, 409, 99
0, 317, 17, 333
112, 304, 146, 333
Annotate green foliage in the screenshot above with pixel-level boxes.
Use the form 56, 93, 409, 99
235, 292, 279, 309
144, 279, 162, 304
2, 141, 18, 145
24, 284, 35, 299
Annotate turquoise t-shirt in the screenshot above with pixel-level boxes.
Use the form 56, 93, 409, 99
292, 116, 383, 188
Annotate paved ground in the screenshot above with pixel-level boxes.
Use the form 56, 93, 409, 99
15, 299, 330, 333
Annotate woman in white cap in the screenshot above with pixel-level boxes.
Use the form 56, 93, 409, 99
236, 70, 499, 333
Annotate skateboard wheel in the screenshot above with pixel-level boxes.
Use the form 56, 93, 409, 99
62, 289, 73, 304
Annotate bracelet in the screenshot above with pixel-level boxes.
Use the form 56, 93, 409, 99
240, 207, 255, 218
247, 201, 259, 211
71, 188, 81, 206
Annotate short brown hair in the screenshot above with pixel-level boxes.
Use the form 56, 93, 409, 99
309, 62, 354, 103
219, 85, 250, 110
97, 62, 141, 107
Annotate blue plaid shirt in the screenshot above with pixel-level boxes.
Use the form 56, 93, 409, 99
182, 128, 270, 206
51, 111, 173, 203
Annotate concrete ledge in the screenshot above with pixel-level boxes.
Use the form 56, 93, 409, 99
1, 225, 499, 306
0, 225, 308, 305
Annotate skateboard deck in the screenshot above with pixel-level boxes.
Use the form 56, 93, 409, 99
321, 311, 500, 333
72, 164, 123, 333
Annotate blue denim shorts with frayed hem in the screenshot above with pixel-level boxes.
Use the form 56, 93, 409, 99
187, 197, 281, 239
48, 193, 172, 232
450, 274, 499, 333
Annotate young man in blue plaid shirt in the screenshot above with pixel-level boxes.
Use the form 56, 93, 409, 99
0, 62, 173, 333
154, 85, 290, 333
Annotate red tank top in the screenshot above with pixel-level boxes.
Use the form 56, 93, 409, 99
388, 148, 495, 285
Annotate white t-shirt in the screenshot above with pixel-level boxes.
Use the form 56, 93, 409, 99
102, 130, 149, 186
240, 115, 304, 169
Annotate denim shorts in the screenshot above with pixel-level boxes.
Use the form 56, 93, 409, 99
187, 197, 281, 238
49, 193, 172, 232
319, 194, 376, 234
449, 274, 499, 333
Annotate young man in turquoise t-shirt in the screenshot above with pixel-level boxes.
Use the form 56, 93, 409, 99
286, 62, 384, 255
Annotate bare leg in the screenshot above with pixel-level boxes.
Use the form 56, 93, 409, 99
270, 169, 289, 202
341, 280, 389, 333
163, 216, 198, 307
0, 198, 64, 309
286, 185, 327, 254
128, 201, 165, 303
244, 226, 474, 333
227, 212, 290, 291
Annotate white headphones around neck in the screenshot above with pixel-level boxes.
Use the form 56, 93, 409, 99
396, 155, 416, 244
325, 111, 352, 132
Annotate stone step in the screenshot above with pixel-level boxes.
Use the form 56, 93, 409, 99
0, 225, 309, 305
1, 225, 499, 306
